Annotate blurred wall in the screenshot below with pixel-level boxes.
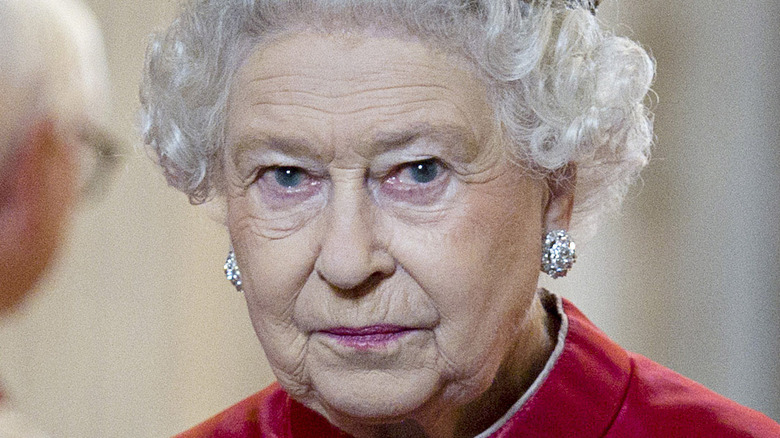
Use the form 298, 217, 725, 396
545, 0, 780, 422
0, 0, 777, 436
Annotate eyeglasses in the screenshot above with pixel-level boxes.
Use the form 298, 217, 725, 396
75, 123, 122, 201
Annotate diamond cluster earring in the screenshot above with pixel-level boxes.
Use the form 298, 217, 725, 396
224, 249, 243, 292
541, 230, 576, 279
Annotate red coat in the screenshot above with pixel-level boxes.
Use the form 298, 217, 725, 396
175, 296, 780, 437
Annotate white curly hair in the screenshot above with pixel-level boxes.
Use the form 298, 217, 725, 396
0, 0, 110, 165
140, 0, 653, 237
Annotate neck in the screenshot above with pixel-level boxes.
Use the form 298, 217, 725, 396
452, 294, 557, 438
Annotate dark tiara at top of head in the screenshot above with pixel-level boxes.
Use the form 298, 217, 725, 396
563, 0, 600, 14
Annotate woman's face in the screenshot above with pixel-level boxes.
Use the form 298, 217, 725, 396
225, 32, 547, 429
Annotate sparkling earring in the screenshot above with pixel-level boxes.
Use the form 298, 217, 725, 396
541, 230, 577, 279
224, 249, 243, 292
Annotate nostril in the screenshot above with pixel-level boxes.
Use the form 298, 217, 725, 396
314, 240, 395, 293
319, 269, 390, 297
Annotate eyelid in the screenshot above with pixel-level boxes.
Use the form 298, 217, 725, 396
240, 149, 324, 171
371, 154, 445, 180
370, 139, 449, 169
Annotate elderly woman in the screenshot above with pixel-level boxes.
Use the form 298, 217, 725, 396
141, 0, 780, 436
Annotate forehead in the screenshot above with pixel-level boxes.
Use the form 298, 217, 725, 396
226, 32, 497, 162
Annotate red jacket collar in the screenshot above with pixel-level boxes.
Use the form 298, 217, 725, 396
487, 294, 632, 436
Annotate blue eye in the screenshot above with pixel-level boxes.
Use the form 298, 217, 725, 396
274, 167, 304, 188
408, 159, 439, 184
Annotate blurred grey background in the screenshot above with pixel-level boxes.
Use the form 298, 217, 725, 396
0, 0, 777, 436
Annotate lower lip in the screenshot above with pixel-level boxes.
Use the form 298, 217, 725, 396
320, 327, 414, 350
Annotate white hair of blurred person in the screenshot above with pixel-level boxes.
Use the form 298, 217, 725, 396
0, 0, 110, 163
0, 0, 112, 313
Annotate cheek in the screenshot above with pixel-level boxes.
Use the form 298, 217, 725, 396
390, 176, 543, 373
227, 198, 319, 391
394, 179, 542, 305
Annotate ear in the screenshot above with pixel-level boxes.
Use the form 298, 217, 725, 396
0, 119, 77, 313
542, 164, 577, 233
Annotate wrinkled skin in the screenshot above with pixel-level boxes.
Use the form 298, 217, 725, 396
224, 33, 572, 438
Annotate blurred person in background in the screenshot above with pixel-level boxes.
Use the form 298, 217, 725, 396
142, 0, 780, 436
0, 0, 117, 435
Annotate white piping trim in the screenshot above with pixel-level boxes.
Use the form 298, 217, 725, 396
473, 291, 569, 438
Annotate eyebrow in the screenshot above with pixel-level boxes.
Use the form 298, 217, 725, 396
230, 122, 479, 168
372, 123, 478, 161
231, 136, 323, 170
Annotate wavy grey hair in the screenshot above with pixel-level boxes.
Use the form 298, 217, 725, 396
140, 0, 653, 236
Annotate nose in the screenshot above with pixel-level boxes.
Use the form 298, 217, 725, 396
315, 174, 394, 292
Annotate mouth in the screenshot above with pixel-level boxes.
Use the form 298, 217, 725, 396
319, 325, 415, 350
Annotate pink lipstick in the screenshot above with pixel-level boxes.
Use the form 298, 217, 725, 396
320, 325, 413, 350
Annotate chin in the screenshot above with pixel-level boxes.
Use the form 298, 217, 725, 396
310, 369, 442, 425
